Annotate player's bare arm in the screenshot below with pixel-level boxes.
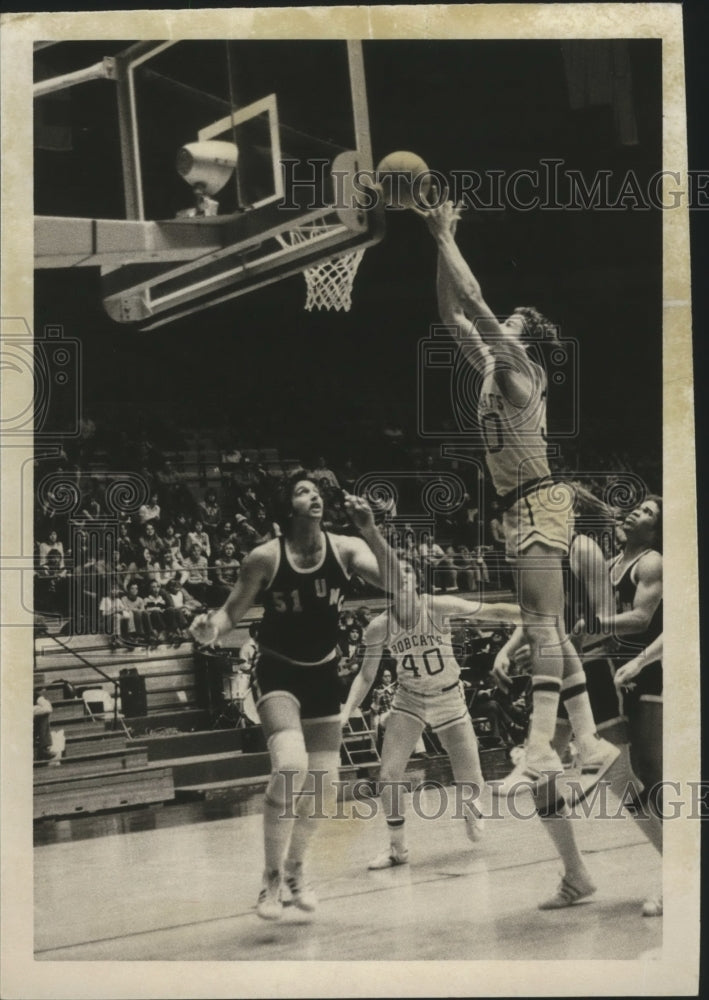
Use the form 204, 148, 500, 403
602, 551, 663, 635
424, 201, 534, 402
341, 493, 404, 594
490, 624, 527, 693
341, 634, 386, 722
433, 595, 522, 628
190, 541, 277, 644
614, 633, 663, 689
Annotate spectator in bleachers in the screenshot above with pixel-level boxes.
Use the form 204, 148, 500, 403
162, 522, 183, 560
339, 458, 359, 494
99, 583, 132, 641
163, 577, 197, 638
212, 541, 240, 604
310, 456, 340, 490
118, 522, 141, 567
355, 606, 373, 630
419, 532, 445, 592
157, 551, 188, 588
34, 687, 60, 763
251, 502, 280, 542
236, 485, 261, 522
34, 548, 70, 618
474, 546, 490, 587
214, 519, 239, 556
437, 545, 460, 593
198, 489, 222, 541
456, 545, 477, 592
137, 492, 161, 528
38, 529, 65, 569
141, 548, 164, 594
144, 578, 170, 640
369, 667, 397, 752
398, 526, 421, 569
233, 514, 261, 555
79, 477, 104, 521
121, 581, 152, 642
337, 625, 364, 701
185, 519, 211, 560
72, 527, 91, 568
138, 522, 166, 564
183, 542, 212, 605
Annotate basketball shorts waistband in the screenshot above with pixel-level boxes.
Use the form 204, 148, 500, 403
496, 476, 554, 513
401, 681, 460, 697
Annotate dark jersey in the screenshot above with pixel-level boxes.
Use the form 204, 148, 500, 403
258, 533, 350, 665
609, 550, 662, 663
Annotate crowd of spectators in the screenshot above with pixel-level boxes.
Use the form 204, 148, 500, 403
33, 404, 660, 648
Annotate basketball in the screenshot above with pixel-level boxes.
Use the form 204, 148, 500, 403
376, 150, 431, 209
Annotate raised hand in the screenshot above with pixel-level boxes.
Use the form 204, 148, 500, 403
344, 492, 376, 533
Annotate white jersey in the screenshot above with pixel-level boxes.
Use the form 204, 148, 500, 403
479, 358, 550, 496
364, 597, 462, 695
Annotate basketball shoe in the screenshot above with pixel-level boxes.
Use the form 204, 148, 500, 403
642, 895, 663, 917
282, 861, 318, 913
256, 869, 283, 921
463, 807, 485, 843
490, 744, 565, 798
368, 845, 409, 869
538, 872, 597, 910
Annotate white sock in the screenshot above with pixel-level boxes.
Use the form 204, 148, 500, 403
528, 676, 562, 753
560, 672, 598, 755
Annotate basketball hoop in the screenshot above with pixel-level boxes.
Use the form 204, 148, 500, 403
276, 221, 365, 312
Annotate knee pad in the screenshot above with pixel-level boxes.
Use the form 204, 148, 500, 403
266, 729, 308, 808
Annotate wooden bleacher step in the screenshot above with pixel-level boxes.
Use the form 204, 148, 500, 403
34, 746, 149, 783
33, 766, 175, 819
63, 729, 128, 757
47, 699, 88, 723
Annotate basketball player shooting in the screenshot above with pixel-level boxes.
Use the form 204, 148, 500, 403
420, 200, 619, 797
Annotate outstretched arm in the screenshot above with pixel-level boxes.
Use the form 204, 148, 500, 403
490, 624, 527, 694
189, 546, 272, 645
436, 594, 521, 627
435, 206, 490, 374
341, 640, 384, 722
342, 493, 404, 595
423, 202, 531, 400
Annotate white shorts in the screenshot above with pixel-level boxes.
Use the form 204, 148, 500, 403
390, 682, 470, 732
502, 480, 574, 558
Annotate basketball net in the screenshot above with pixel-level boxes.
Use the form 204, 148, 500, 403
276, 222, 365, 312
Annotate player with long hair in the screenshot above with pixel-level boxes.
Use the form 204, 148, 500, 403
191, 474, 402, 921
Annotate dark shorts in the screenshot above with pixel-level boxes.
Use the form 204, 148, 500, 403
558, 657, 628, 741
253, 651, 342, 721
620, 659, 663, 716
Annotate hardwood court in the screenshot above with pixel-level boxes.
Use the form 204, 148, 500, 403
35, 786, 662, 962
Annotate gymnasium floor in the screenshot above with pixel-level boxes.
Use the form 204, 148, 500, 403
35, 785, 662, 963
